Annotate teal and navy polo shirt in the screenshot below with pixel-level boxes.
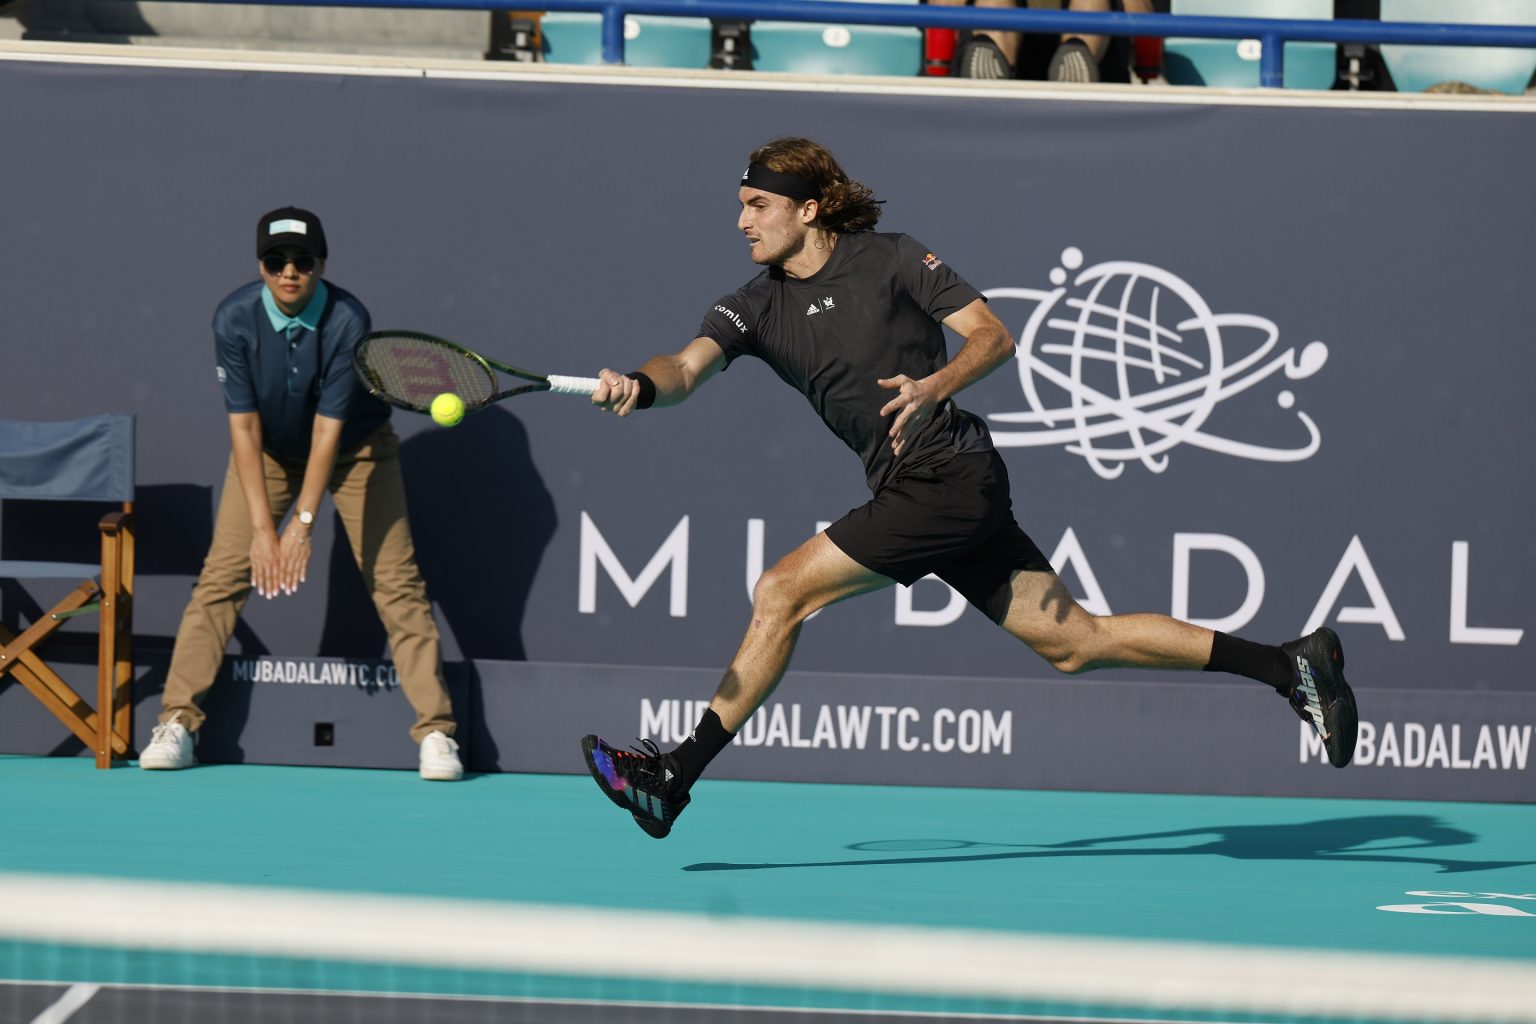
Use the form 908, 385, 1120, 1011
213, 279, 389, 461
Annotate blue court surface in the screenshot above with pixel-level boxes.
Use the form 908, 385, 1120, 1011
1, 755, 1532, 1023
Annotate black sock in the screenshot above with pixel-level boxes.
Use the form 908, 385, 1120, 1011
668, 708, 735, 791
1204, 632, 1292, 695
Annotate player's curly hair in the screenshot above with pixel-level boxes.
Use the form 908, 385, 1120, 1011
748, 137, 883, 234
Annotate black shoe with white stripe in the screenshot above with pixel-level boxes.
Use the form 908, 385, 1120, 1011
1280, 627, 1358, 768
955, 37, 1013, 79
581, 735, 691, 838
1047, 38, 1100, 83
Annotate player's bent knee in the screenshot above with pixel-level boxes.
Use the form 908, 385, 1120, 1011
751, 567, 819, 626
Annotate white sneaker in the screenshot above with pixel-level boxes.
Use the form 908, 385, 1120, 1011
140, 713, 194, 770
419, 731, 463, 781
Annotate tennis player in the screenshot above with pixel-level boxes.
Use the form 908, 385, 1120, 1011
139, 207, 463, 781
580, 139, 1358, 838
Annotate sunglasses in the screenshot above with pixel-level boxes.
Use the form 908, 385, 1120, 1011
261, 253, 319, 275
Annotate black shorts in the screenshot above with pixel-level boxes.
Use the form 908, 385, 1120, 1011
824, 450, 1052, 623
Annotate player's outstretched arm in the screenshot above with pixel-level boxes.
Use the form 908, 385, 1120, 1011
594, 336, 726, 417
879, 298, 1015, 454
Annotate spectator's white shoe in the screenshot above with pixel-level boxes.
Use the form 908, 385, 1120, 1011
140, 713, 194, 770
419, 731, 463, 781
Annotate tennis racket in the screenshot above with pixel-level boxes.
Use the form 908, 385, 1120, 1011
351, 330, 601, 415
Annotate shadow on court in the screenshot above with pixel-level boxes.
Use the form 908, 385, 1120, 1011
685, 815, 1536, 875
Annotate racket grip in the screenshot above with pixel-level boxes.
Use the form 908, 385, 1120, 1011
546, 375, 603, 396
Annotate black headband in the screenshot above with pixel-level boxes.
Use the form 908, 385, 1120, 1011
741, 162, 822, 203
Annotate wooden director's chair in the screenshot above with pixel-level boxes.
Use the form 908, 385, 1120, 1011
0, 415, 135, 768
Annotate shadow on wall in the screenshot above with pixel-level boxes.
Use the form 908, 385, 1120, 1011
316, 405, 556, 663
1, 482, 212, 578
0, 481, 214, 650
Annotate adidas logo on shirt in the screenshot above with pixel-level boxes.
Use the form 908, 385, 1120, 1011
806, 303, 820, 315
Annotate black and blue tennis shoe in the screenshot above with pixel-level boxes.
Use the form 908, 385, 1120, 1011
581, 735, 691, 838
1280, 627, 1358, 768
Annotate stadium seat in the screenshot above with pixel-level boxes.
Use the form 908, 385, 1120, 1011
539, 12, 712, 68
0, 415, 135, 768
749, 0, 922, 77
1379, 0, 1536, 95
1163, 0, 1337, 90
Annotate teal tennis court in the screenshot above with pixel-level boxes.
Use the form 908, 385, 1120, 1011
2, 756, 1532, 1023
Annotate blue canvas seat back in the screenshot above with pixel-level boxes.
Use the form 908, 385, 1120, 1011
0, 415, 135, 503
1164, 0, 1337, 90
540, 14, 712, 68
0, 415, 135, 578
1380, 0, 1536, 95
750, 0, 923, 77
0, 414, 138, 768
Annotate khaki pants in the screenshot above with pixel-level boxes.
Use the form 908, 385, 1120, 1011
160, 424, 455, 743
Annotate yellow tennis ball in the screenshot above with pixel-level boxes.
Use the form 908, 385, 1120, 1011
430, 392, 465, 427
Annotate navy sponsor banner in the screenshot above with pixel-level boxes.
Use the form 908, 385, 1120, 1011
2, 51, 1532, 799
186, 655, 474, 769
474, 661, 1535, 803
0, 651, 470, 770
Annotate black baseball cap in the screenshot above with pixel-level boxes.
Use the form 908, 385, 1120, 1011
256, 207, 328, 259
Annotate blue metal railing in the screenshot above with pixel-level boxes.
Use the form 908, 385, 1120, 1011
166, 0, 1536, 87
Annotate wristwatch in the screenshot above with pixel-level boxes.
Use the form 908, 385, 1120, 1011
296, 508, 315, 527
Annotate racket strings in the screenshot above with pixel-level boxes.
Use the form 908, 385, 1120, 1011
358, 334, 497, 409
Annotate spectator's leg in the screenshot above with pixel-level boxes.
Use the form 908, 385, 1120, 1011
1064, 0, 1113, 63
1049, 0, 1152, 83
931, 0, 1022, 79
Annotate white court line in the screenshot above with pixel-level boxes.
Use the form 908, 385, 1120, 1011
27, 983, 99, 1024
1, 873, 1534, 1023
0, 980, 1299, 1024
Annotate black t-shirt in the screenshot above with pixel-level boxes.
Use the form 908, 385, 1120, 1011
698, 231, 995, 493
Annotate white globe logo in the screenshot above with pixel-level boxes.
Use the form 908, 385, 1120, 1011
986, 247, 1328, 479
